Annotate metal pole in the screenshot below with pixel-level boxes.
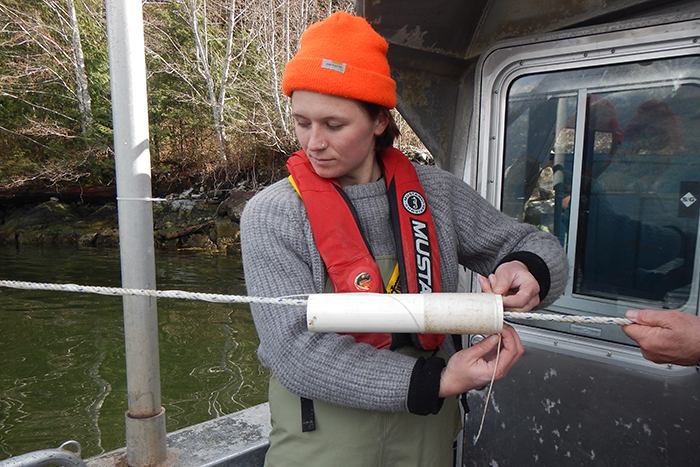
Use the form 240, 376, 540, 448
105, 1, 167, 466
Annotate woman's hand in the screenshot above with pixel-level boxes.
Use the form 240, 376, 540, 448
478, 260, 540, 312
438, 324, 524, 398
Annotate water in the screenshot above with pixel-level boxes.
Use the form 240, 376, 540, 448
0, 246, 270, 460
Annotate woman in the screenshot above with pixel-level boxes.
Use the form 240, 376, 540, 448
241, 11, 568, 466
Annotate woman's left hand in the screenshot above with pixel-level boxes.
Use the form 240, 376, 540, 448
478, 260, 540, 312
438, 323, 524, 397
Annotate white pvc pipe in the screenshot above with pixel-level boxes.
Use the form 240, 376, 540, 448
307, 293, 503, 335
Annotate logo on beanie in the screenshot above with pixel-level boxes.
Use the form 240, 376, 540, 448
354, 272, 373, 291
321, 59, 346, 73
402, 191, 427, 215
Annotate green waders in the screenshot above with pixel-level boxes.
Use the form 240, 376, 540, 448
264, 256, 462, 466
264, 346, 462, 467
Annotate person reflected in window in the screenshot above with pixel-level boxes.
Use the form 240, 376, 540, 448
597, 98, 684, 192
623, 309, 700, 366
564, 97, 687, 302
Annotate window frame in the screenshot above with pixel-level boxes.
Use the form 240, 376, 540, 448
471, 18, 700, 343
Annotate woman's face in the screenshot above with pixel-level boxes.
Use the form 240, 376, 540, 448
291, 90, 388, 186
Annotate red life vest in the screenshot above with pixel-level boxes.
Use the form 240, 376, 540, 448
287, 147, 444, 350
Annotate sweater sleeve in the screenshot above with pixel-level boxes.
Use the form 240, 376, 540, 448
241, 180, 421, 412
416, 165, 568, 308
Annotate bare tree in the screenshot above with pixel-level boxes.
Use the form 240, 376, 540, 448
163, 0, 256, 161
238, 0, 354, 153
65, 0, 93, 133
0, 0, 95, 137
143, 0, 353, 161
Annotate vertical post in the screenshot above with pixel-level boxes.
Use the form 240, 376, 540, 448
105, 1, 168, 466
553, 97, 569, 245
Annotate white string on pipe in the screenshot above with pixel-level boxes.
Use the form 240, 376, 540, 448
473, 333, 502, 445
0, 279, 633, 326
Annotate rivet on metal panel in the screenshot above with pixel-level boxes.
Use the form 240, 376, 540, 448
469, 334, 486, 346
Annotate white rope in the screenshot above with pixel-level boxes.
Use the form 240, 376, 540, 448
504, 311, 632, 326
116, 197, 168, 202
0, 279, 632, 325
0, 280, 307, 306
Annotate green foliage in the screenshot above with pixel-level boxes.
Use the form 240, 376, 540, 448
0, 0, 114, 188
0, 0, 357, 193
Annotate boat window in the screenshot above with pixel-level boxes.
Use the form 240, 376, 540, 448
501, 56, 700, 341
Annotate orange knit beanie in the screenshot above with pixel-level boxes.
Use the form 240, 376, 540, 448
282, 11, 396, 109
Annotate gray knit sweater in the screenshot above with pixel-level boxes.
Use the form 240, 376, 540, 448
240, 163, 568, 414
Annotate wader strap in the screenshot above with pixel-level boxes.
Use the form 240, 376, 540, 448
300, 397, 316, 432
451, 334, 463, 351
459, 393, 470, 414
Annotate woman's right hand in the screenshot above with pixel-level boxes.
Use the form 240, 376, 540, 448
438, 323, 524, 398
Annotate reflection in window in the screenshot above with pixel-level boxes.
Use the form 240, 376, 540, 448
502, 58, 700, 310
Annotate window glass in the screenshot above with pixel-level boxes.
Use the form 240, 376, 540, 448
502, 57, 700, 313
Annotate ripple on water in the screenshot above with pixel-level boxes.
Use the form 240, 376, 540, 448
0, 247, 269, 459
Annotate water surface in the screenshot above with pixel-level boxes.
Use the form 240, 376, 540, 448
0, 247, 269, 459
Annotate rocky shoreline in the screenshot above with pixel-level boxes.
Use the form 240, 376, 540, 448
0, 188, 255, 255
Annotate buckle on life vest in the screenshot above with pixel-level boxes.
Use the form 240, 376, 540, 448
353, 272, 373, 291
